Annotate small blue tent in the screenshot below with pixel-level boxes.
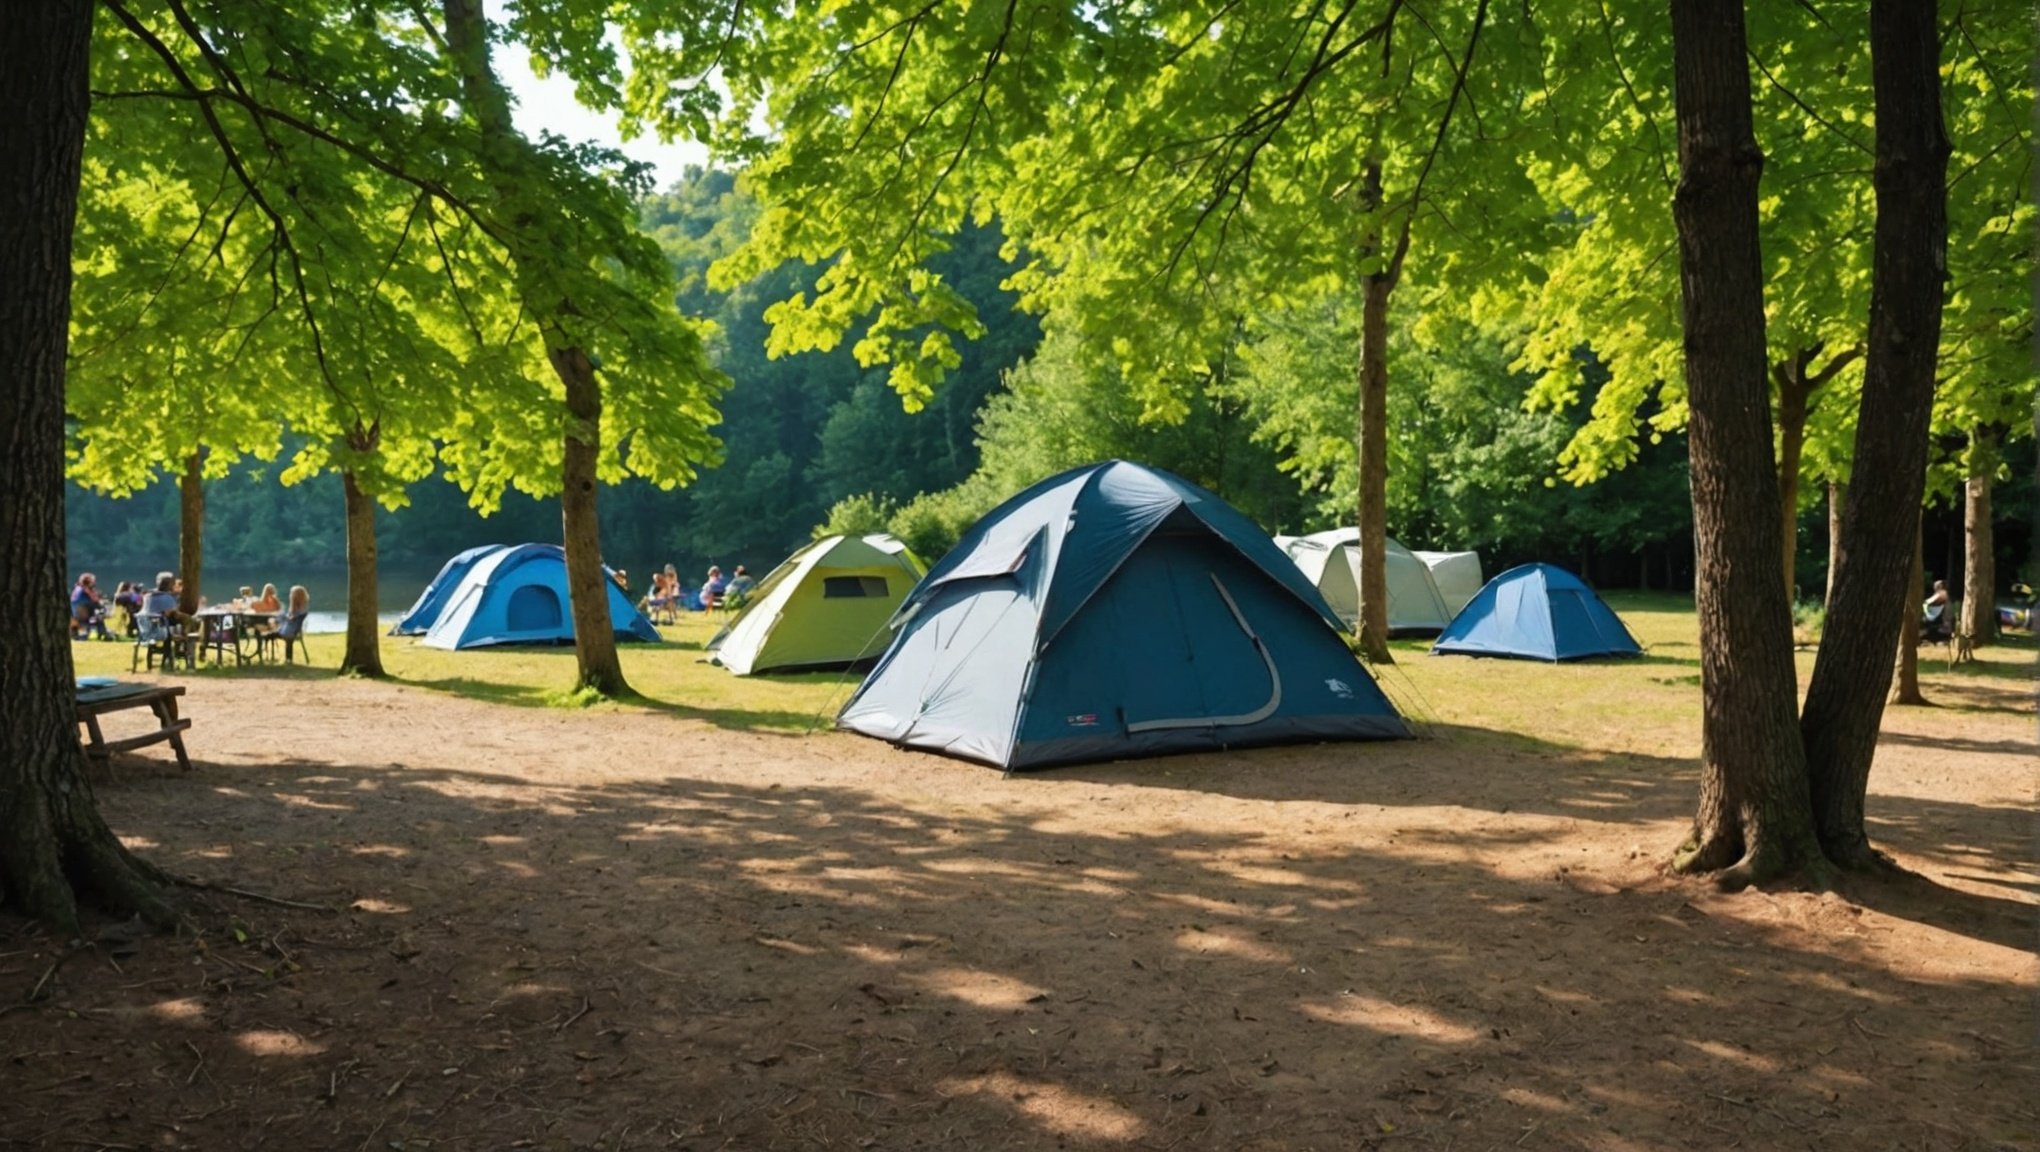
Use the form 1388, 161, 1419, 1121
838, 461, 1408, 770
392, 544, 504, 635
414, 543, 660, 650
1430, 563, 1640, 662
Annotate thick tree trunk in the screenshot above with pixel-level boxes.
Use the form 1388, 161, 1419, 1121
340, 469, 386, 677
443, 0, 629, 697
1890, 522, 1925, 705
1958, 427, 1998, 645
178, 448, 205, 615
1798, 0, 1949, 871
1352, 162, 1399, 665
1665, 0, 1824, 886
1826, 480, 1845, 611
556, 347, 628, 695
0, 0, 172, 931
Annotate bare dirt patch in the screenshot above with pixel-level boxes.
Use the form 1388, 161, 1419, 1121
4, 648, 2034, 1151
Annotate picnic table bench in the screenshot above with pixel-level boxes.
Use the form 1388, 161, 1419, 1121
76, 682, 192, 771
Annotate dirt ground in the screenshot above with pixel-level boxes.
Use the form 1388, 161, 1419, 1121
4, 649, 2035, 1151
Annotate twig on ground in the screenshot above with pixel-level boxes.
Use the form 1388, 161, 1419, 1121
27, 947, 83, 1003
173, 875, 339, 913
184, 1040, 205, 1085
555, 997, 592, 1034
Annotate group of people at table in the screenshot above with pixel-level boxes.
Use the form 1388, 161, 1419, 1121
71, 571, 312, 664
637, 563, 754, 623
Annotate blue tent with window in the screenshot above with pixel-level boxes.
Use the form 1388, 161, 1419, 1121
414, 543, 659, 649
838, 460, 1408, 771
1430, 563, 1640, 661
391, 544, 504, 635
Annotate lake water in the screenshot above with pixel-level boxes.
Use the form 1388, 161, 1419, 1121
78, 563, 443, 634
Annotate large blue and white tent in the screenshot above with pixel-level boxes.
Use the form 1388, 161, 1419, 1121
405, 544, 660, 650
838, 461, 1408, 771
1430, 563, 1640, 662
391, 543, 503, 635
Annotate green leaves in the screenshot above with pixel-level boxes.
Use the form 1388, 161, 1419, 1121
71, 0, 731, 520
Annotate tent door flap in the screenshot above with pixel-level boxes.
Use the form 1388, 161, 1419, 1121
1126, 575, 1281, 733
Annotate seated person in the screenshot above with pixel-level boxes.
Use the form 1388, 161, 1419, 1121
699, 565, 729, 610
251, 583, 283, 613
726, 565, 755, 601
70, 573, 112, 640
263, 585, 313, 662
111, 581, 143, 636
142, 572, 184, 622
1922, 579, 1952, 641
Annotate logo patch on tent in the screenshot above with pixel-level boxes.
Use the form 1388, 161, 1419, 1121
1065, 713, 1099, 728
1324, 678, 1355, 699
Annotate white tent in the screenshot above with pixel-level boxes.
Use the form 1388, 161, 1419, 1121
1413, 550, 1484, 616
1274, 529, 1453, 635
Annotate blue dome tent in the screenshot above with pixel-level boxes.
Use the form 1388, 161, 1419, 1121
410, 544, 660, 650
1430, 563, 1641, 662
391, 544, 504, 635
838, 461, 1408, 770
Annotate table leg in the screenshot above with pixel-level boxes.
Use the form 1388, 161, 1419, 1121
153, 696, 193, 771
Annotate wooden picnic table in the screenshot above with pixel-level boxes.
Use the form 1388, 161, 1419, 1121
76, 682, 192, 770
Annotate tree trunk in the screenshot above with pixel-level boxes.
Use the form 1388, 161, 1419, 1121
1958, 426, 1998, 645
1774, 356, 1810, 602
1665, 0, 1823, 886
1890, 522, 1925, 706
1352, 161, 1400, 665
556, 347, 628, 695
442, 0, 630, 697
0, 0, 172, 931
340, 468, 385, 677
178, 448, 205, 614
1825, 480, 1845, 611
1798, 0, 1949, 871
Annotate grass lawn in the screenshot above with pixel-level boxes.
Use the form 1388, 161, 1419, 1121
71, 590, 2030, 754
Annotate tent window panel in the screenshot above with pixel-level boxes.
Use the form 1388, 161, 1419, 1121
823, 576, 890, 599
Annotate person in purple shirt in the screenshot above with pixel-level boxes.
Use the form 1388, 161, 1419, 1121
70, 572, 112, 640
699, 565, 729, 610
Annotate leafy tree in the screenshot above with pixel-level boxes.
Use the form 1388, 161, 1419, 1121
1230, 303, 1693, 576
4, 0, 177, 930
610, 0, 1556, 663
1797, 0, 1953, 869
1663, 0, 1956, 884
430, 0, 726, 697
1661, 0, 1825, 883
8, 0, 731, 925
865, 324, 1303, 559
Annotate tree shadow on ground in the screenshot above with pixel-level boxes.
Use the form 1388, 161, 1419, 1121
1048, 724, 2036, 952
5, 737, 2030, 1152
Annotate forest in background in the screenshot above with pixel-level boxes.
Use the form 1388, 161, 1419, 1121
65, 167, 2031, 599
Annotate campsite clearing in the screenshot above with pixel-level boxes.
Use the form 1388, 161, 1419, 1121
16, 600, 2036, 1151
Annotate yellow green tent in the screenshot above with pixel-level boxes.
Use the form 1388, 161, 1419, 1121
707, 534, 925, 674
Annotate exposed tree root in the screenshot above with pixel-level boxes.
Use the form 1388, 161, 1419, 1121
1670, 826, 1744, 876
170, 875, 340, 913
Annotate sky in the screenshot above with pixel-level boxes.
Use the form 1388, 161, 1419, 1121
496, 42, 711, 192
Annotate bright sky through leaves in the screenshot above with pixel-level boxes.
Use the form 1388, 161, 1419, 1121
496, 30, 706, 190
